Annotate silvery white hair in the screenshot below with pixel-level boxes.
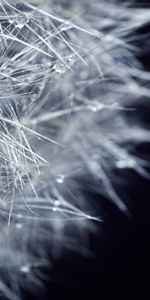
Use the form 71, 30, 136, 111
0, 0, 149, 299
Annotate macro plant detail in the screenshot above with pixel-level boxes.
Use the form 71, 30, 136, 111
0, 0, 150, 299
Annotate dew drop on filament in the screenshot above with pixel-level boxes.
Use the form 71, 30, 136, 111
56, 175, 64, 184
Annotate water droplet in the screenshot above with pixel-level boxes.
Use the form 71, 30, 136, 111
53, 200, 60, 212
90, 106, 98, 112
67, 55, 73, 63
60, 21, 73, 31
88, 103, 104, 112
20, 265, 30, 273
56, 175, 64, 184
54, 63, 66, 74
16, 223, 23, 229
15, 15, 29, 29
53, 206, 57, 212
9, 19, 15, 25
66, 55, 75, 67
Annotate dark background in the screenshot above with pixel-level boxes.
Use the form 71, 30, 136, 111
23, 164, 150, 300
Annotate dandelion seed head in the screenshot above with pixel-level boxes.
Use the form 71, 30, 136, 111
0, 0, 149, 298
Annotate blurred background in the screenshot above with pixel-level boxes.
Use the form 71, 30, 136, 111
22, 9, 150, 300
0, 1, 150, 300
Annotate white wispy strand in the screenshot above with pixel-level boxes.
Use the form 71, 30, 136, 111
0, 0, 149, 298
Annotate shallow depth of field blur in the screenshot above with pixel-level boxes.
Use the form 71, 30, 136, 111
0, 1, 150, 299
